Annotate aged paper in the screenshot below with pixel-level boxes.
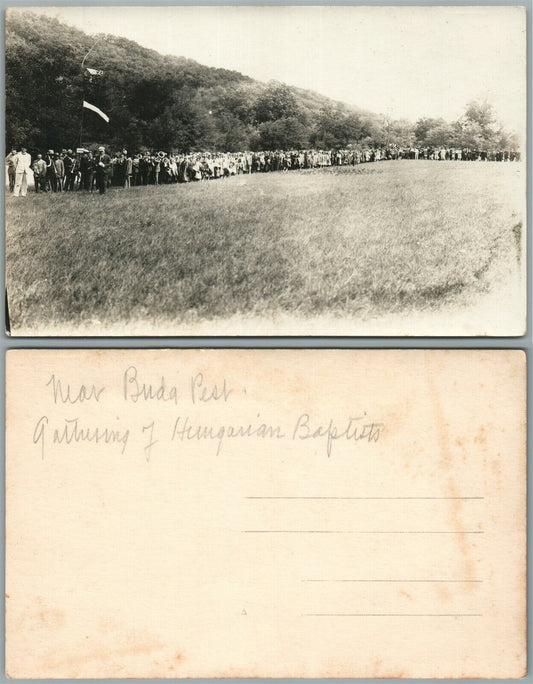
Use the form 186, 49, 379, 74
5, 349, 526, 678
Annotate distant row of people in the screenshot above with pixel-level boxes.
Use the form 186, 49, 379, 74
6, 144, 521, 196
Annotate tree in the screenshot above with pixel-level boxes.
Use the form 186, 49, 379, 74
389, 119, 415, 147
414, 117, 447, 146
463, 100, 497, 136
209, 112, 251, 152
311, 106, 368, 148
423, 121, 456, 148
456, 100, 510, 151
254, 81, 301, 124
256, 117, 309, 150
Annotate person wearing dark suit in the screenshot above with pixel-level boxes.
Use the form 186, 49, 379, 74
5, 148, 17, 192
53, 155, 65, 191
132, 154, 140, 186
63, 150, 75, 191
44, 150, 57, 192
79, 152, 94, 191
139, 154, 151, 185
95, 146, 111, 194
32, 154, 48, 193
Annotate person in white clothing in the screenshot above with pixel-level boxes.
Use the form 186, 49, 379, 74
13, 147, 32, 197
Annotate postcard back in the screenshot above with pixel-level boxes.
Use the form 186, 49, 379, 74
5, 349, 526, 678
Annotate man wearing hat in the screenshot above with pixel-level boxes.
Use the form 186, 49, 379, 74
95, 145, 111, 194
63, 149, 76, 191
80, 151, 96, 191
45, 150, 57, 192
122, 150, 132, 189
5, 147, 17, 192
139, 153, 151, 186
132, 153, 140, 186
53, 153, 65, 192
32, 154, 48, 193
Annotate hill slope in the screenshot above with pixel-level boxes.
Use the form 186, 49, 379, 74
5, 9, 377, 153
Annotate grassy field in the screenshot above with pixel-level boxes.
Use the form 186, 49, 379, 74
5, 161, 524, 335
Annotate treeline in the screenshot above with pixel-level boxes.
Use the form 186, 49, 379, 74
6, 10, 519, 154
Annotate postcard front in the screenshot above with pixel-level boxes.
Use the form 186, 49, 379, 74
5, 349, 526, 677
4, 6, 527, 336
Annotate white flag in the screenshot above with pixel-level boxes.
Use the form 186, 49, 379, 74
83, 100, 109, 123
86, 67, 104, 76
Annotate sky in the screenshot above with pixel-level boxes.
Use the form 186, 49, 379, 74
21, 5, 526, 134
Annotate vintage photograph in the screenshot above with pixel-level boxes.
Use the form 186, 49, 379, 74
4, 5, 527, 336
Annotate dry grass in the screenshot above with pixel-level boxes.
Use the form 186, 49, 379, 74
5, 161, 523, 333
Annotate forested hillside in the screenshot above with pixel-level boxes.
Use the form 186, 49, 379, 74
6, 10, 518, 153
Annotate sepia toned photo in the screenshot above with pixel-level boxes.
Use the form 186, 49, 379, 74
4, 5, 527, 336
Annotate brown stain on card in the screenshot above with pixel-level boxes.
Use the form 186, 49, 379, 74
473, 426, 487, 445
371, 659, 406, 678
39, 605, 66, 629
167, 651, 186, 671
425, 365, 477, 589
10, 596, 66, 632
39, 626, 167, 676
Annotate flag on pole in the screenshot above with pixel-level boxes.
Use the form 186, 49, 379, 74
83, 100, 110, 123
86, 67, 104, 76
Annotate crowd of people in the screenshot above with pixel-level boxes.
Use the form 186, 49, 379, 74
5, 143, 521, 197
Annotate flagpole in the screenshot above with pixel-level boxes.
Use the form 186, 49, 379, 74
79, 105, 85, 149
79, 36, 103, 148
81, 35, 103, 72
